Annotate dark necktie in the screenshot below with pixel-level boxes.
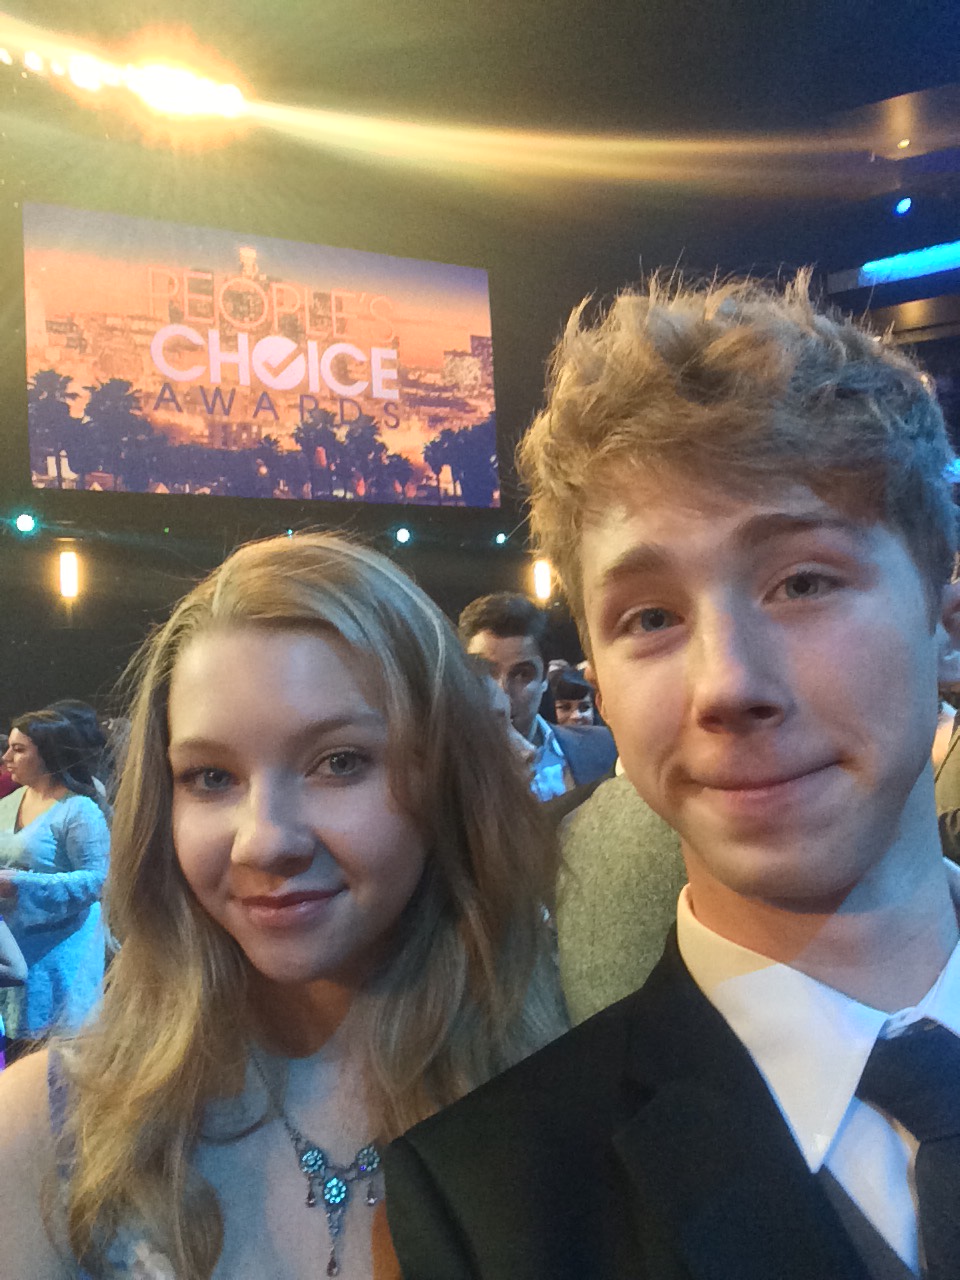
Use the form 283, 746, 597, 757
856, 1019, 960, 1279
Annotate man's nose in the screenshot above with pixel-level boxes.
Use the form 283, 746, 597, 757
232, 780, 316, 873
688, 602, 788, 734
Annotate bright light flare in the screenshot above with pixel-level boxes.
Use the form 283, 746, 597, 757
59, 549, 79, 599
123, 63, 245, 118
532, 559, 553, 602
0, 14, 246, 121
68, 52, 119, 92
0, 11, 920, 193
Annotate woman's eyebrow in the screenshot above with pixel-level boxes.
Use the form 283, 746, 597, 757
169, 712, 386, 757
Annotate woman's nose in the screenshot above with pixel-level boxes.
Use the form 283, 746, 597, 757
231, 781, 316, 873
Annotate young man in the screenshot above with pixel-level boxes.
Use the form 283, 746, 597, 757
384, 274, 960, 1279
459, 592, 617, 799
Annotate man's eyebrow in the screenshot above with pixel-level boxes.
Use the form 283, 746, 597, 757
733, 511, 867, 551
592, 544, 671, 596
593, 511, 865, 597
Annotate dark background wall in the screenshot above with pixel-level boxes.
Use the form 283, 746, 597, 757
2, 0, 960, 722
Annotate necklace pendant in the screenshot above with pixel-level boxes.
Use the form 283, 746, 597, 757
326, 1246, 340, 1277
306, 1183, 317, 1208
299, 1145, 327, 1179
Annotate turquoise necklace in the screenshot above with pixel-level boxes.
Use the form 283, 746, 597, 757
252, 1054, 382, 1276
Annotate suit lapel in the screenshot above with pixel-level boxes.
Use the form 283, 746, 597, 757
611, 936, 871, 1280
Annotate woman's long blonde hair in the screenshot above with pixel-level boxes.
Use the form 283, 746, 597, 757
60, 533, 566, 1277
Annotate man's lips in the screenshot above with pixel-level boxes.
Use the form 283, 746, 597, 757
686, 762, 843, 821
695, 762, 838, 792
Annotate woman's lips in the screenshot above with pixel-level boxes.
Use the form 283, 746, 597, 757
237, 888, 342, 929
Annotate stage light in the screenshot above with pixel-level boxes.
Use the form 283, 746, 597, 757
14, 512, 37, 534
894, 197, 912, 216
123, 63, 246, 118
23, 49, 42, 72
495, 532, 507, 545
68, 53, 112, 92
59, 550, 79, 599
0, 48, 13, 66
897, 138, 911, 150
395, 527, 411, 545
286, 528, 293, 537
532, 559, 553, 601
859, 239, 960, 286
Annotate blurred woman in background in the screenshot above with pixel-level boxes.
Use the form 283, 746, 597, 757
0, 708, 110, 1060
548, 666, 597, 728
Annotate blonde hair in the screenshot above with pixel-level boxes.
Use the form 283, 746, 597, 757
518, 270, 957, 629
59, 533, 565, 1277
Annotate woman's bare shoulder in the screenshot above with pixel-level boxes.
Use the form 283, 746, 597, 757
0, 1049, 72, 1278
0, 1047, 53, 1141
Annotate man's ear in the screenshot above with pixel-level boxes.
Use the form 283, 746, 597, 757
937, 581, 960, 684
583, 662, 604, 720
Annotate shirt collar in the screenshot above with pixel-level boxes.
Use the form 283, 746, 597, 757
533, 714, 561, 754
677, 864, 960, 1170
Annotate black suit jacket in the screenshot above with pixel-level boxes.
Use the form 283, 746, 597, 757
384, 933, 871, 1280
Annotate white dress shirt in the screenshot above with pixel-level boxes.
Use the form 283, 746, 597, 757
677, 867, 960, 1273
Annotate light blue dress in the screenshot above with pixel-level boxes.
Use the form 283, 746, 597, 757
0, 788, 110, 1039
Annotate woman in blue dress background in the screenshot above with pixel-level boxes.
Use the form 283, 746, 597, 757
0, 708, 110, 1060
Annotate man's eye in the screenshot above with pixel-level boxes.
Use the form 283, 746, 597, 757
779, 572, 835, 600
628, 607, 681, 633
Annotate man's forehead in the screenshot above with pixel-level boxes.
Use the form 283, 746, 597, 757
467, 630, 542, 665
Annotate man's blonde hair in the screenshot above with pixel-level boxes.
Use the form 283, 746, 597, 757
518, 271, 957, 629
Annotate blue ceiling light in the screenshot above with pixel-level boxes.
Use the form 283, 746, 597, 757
14, 512, 37, 534
495, 532, 507, 545
894, 197, 912, 216
859, 239, 960, 287
395, 527, 411, 545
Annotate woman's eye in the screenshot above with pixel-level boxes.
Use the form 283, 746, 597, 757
318, 750, 368, 779
180, 768, 234, 793
779, 572, 835, 600
627, 607, 682, 634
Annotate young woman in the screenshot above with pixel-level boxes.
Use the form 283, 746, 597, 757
0, 533, 565, 1279
0, 708, 111, 1060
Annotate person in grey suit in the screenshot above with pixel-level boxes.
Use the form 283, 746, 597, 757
556, 771, 686, 1025
385, 273, 960, 1279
